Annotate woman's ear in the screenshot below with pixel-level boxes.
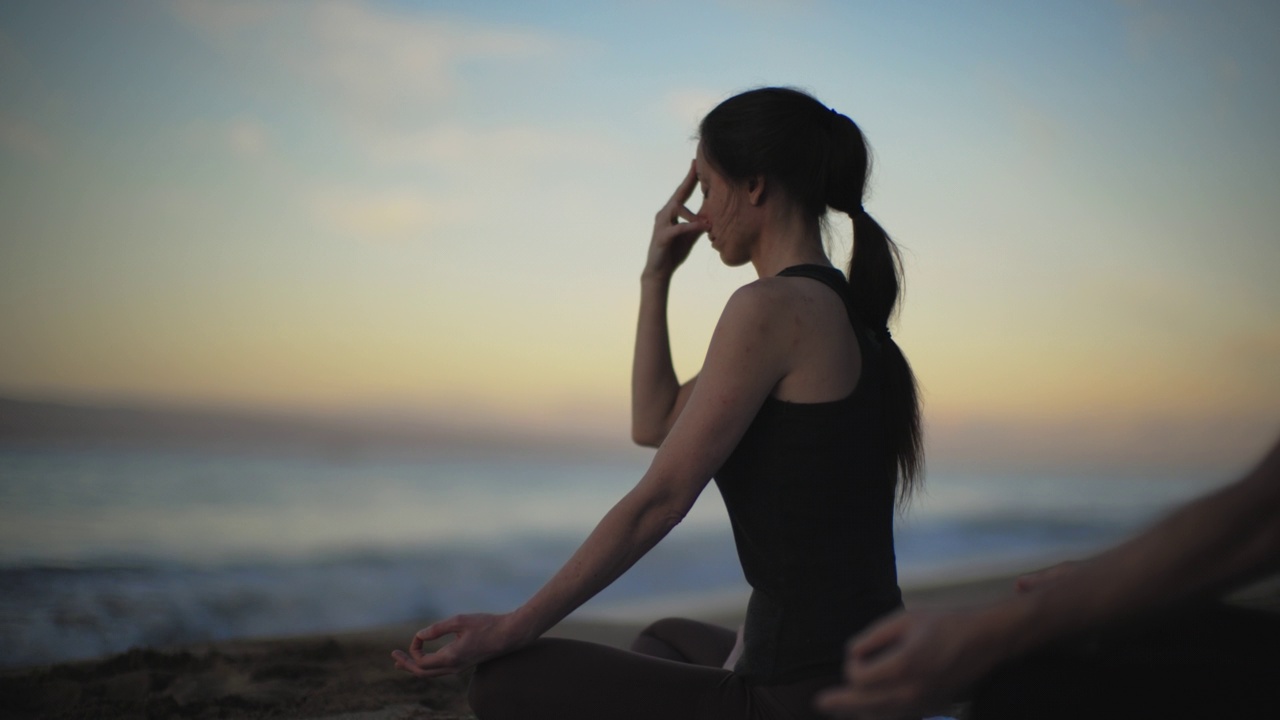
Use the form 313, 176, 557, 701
746, 175, 766, 206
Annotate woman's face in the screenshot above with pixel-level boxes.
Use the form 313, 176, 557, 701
695, 143, 755, 267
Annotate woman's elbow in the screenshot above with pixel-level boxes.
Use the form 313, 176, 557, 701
635, 489, 692, 540
630, 423, 664, 448
651, 506, 687, 538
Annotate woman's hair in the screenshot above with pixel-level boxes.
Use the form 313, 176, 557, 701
699, 86, 923, 505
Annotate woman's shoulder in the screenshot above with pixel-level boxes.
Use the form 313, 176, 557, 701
728, 274, 845, 318
733, 273, 830, 304
713, 276, 847, 358
719, 277, 805, 326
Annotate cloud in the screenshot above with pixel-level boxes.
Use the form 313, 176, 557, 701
171, 0, 561, 121
1118, 0, 1178, 61
0, 26, 23, 71
360, 123, 622, 171
169, 0, 281, 31
310, 187, 467, 243
714, 0, 817, 13
227, 117, 268, 158
661, 89, 724, 135
169, 2, 612, 246
975, 66, 1063, 168
0, 29, 57, 163
1116, 0, 1251, 120
0, 113, 55, 162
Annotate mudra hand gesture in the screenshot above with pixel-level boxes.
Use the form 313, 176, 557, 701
391, 612, 529, 679
644, 160, 708, 280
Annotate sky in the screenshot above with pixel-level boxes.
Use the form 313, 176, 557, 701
1, 0, 1277, 477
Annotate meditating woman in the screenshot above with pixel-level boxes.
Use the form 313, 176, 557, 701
392, 86, 923, 719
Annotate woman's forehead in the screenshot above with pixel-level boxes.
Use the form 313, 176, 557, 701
694, 142, 713, 180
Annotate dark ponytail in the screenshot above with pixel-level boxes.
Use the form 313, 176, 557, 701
700, 87, 924, 505
849, 209, 923, 505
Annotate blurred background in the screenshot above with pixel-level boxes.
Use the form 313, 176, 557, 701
2, 0, 1277, 667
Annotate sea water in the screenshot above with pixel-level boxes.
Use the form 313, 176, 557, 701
0, 444, 1223, 667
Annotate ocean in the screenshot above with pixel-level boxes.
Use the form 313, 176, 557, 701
0, 443, 1224, 668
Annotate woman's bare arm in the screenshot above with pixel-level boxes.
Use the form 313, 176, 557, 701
815, 435, 1280, 719
632, 161, 707, 447
395, 284, 790, 678
631, 273, 697, 447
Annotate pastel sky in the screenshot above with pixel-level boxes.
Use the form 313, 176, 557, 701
2, 0, 1277, 475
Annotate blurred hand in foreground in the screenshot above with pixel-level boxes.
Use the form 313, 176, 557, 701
815, 435, 1280, 717
391, 613, 528, 679
1014, 559, 1081, 594
813, 608, 1005, 719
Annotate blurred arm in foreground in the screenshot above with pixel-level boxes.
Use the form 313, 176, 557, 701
816, 434, 1280, 719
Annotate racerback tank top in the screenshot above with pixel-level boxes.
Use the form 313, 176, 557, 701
713, 263, 903, 683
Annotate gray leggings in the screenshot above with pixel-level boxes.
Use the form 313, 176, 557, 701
468, 617, 839, 720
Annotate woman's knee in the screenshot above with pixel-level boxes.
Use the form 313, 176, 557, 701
629, 616, 689, 655
633, 617, 691, 645
468, 650, 530, 719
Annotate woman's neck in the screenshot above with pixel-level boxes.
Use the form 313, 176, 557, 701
750, 212, 830, 277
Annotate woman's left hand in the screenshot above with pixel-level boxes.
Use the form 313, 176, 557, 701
391, 612, 528, 678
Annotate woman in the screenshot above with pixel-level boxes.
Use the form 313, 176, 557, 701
392, 87, 923, 719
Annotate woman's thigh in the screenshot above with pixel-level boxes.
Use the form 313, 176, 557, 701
469, 636, 840, 720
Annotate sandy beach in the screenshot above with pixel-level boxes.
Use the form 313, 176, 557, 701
5, 572, 1276, 719
0, 574, 1020, 719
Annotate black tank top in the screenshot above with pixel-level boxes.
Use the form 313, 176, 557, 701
714, 264, 903, 683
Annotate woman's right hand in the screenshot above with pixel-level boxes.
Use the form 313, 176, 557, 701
644, 160, 708, 280
391, 612, 529, 679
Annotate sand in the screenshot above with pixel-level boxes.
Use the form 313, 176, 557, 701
0, 621, 470, 720
3, 573, 1275, 719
